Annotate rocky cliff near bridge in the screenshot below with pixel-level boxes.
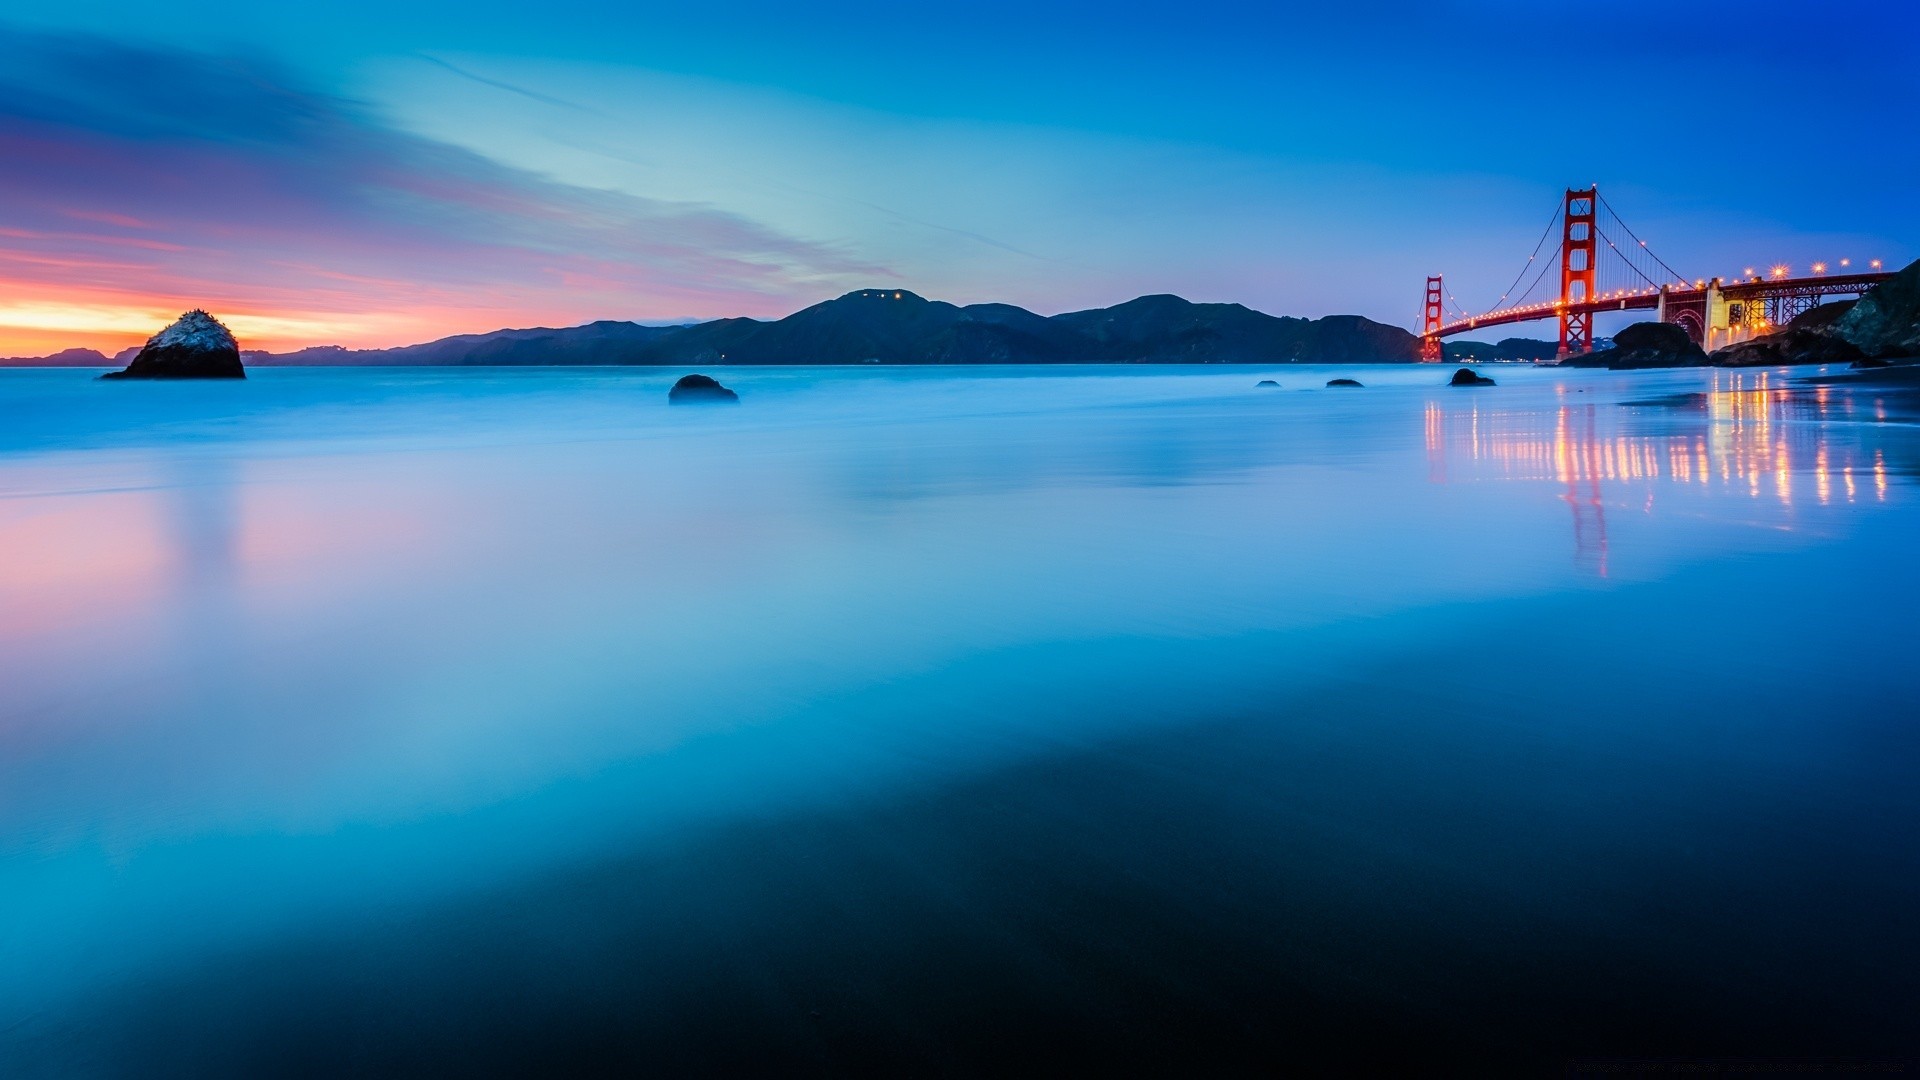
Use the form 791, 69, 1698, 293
1708, 301, 1866, 368
1704, 259, 1920, 367
1832, 258, 1920, 359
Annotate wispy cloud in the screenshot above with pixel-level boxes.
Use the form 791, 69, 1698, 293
0, 27, 884, 353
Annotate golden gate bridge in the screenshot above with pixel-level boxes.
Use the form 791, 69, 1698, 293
1418, 187, 1893, 361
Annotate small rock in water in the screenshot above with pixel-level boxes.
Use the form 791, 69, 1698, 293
668, 373, 739, 404
101, 310, 245, 380
1448, 367, 1496, 386
1326, 378, 1364, 388
1256, 379, 1280, 387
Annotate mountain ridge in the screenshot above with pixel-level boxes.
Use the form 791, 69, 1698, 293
5, 290, 1423, 367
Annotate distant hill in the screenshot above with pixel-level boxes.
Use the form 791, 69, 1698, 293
7, 291, 1423, 368
632, 290, 1420, 364
1047, 295, 1416, 364
248, 321, 687, 366
0, 347, 111, 367
270, 290, 1419, 366
1443, 337, 1560, 363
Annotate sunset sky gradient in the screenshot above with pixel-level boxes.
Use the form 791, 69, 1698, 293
1, 2, 1914, 356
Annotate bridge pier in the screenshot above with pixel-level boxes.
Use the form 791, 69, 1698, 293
1703, 278, 1725, 352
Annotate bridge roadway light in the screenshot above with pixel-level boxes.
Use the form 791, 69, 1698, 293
1813, 262, 1827, 275
1771, 265, 1789, 279
1871, 259, 1882, 270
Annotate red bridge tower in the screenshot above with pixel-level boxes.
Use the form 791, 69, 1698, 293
1420, 275, 1444, 362
1558, 187, 1597, 357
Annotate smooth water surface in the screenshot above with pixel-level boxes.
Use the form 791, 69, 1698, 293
2, 364, 1916, 1075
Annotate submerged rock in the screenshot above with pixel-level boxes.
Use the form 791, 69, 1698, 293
1561, 321, 1707, 370
1326, 378, 1363, 388
101, 310, 245, 379
1256, 379, 1279, 387
1448, 367, 1496, 386
668, 373, 739, 404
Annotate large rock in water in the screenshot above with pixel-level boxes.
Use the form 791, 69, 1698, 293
1834, 258, 1920, 359
1562, 321, 1707, 370
1448, 367, 1495, 386
668, 373, 739, 404
101, 310, 245, 379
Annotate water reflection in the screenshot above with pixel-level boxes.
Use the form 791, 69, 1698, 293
1423, 370, 1902, 575
3, 367, 1920, 1076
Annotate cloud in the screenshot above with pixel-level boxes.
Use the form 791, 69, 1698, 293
0, 27, 884, 352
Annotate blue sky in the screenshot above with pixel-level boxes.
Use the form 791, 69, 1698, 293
0, 1, 1913, 351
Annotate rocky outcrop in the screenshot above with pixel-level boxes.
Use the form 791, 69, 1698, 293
101, 310, 245, 379
1448, 367, 1495, 386
1326, 378, 1363, 388
1562, 321, 1706, 370
668, 373, 739, 404
1256, 379, 1279, 387
1789, 299, 1857, 334
1710, 328, 1865, 368
1833, 258, 1920, 359
1703, 270, 1920, 368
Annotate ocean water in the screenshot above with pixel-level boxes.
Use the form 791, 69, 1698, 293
1, 364, 1915, 1076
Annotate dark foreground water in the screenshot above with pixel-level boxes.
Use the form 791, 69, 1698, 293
1, 364, 1916, 1077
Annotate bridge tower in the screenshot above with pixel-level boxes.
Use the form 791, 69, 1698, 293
1421, 275, 1444, 362
1558, 187, 1598, 357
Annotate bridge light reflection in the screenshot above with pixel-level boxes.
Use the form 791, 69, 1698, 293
1422, 377, 1893, 574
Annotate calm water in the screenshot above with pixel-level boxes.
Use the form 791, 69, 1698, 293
1, 364, 1916, 1076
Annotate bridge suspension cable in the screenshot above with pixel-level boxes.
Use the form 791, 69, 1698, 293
1595, 225, 1672, 292
1506, 239, 1563, 311
1446, 187, 1691, 328
1485, 197, 1566, 313
1596, 191, 1690, 287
